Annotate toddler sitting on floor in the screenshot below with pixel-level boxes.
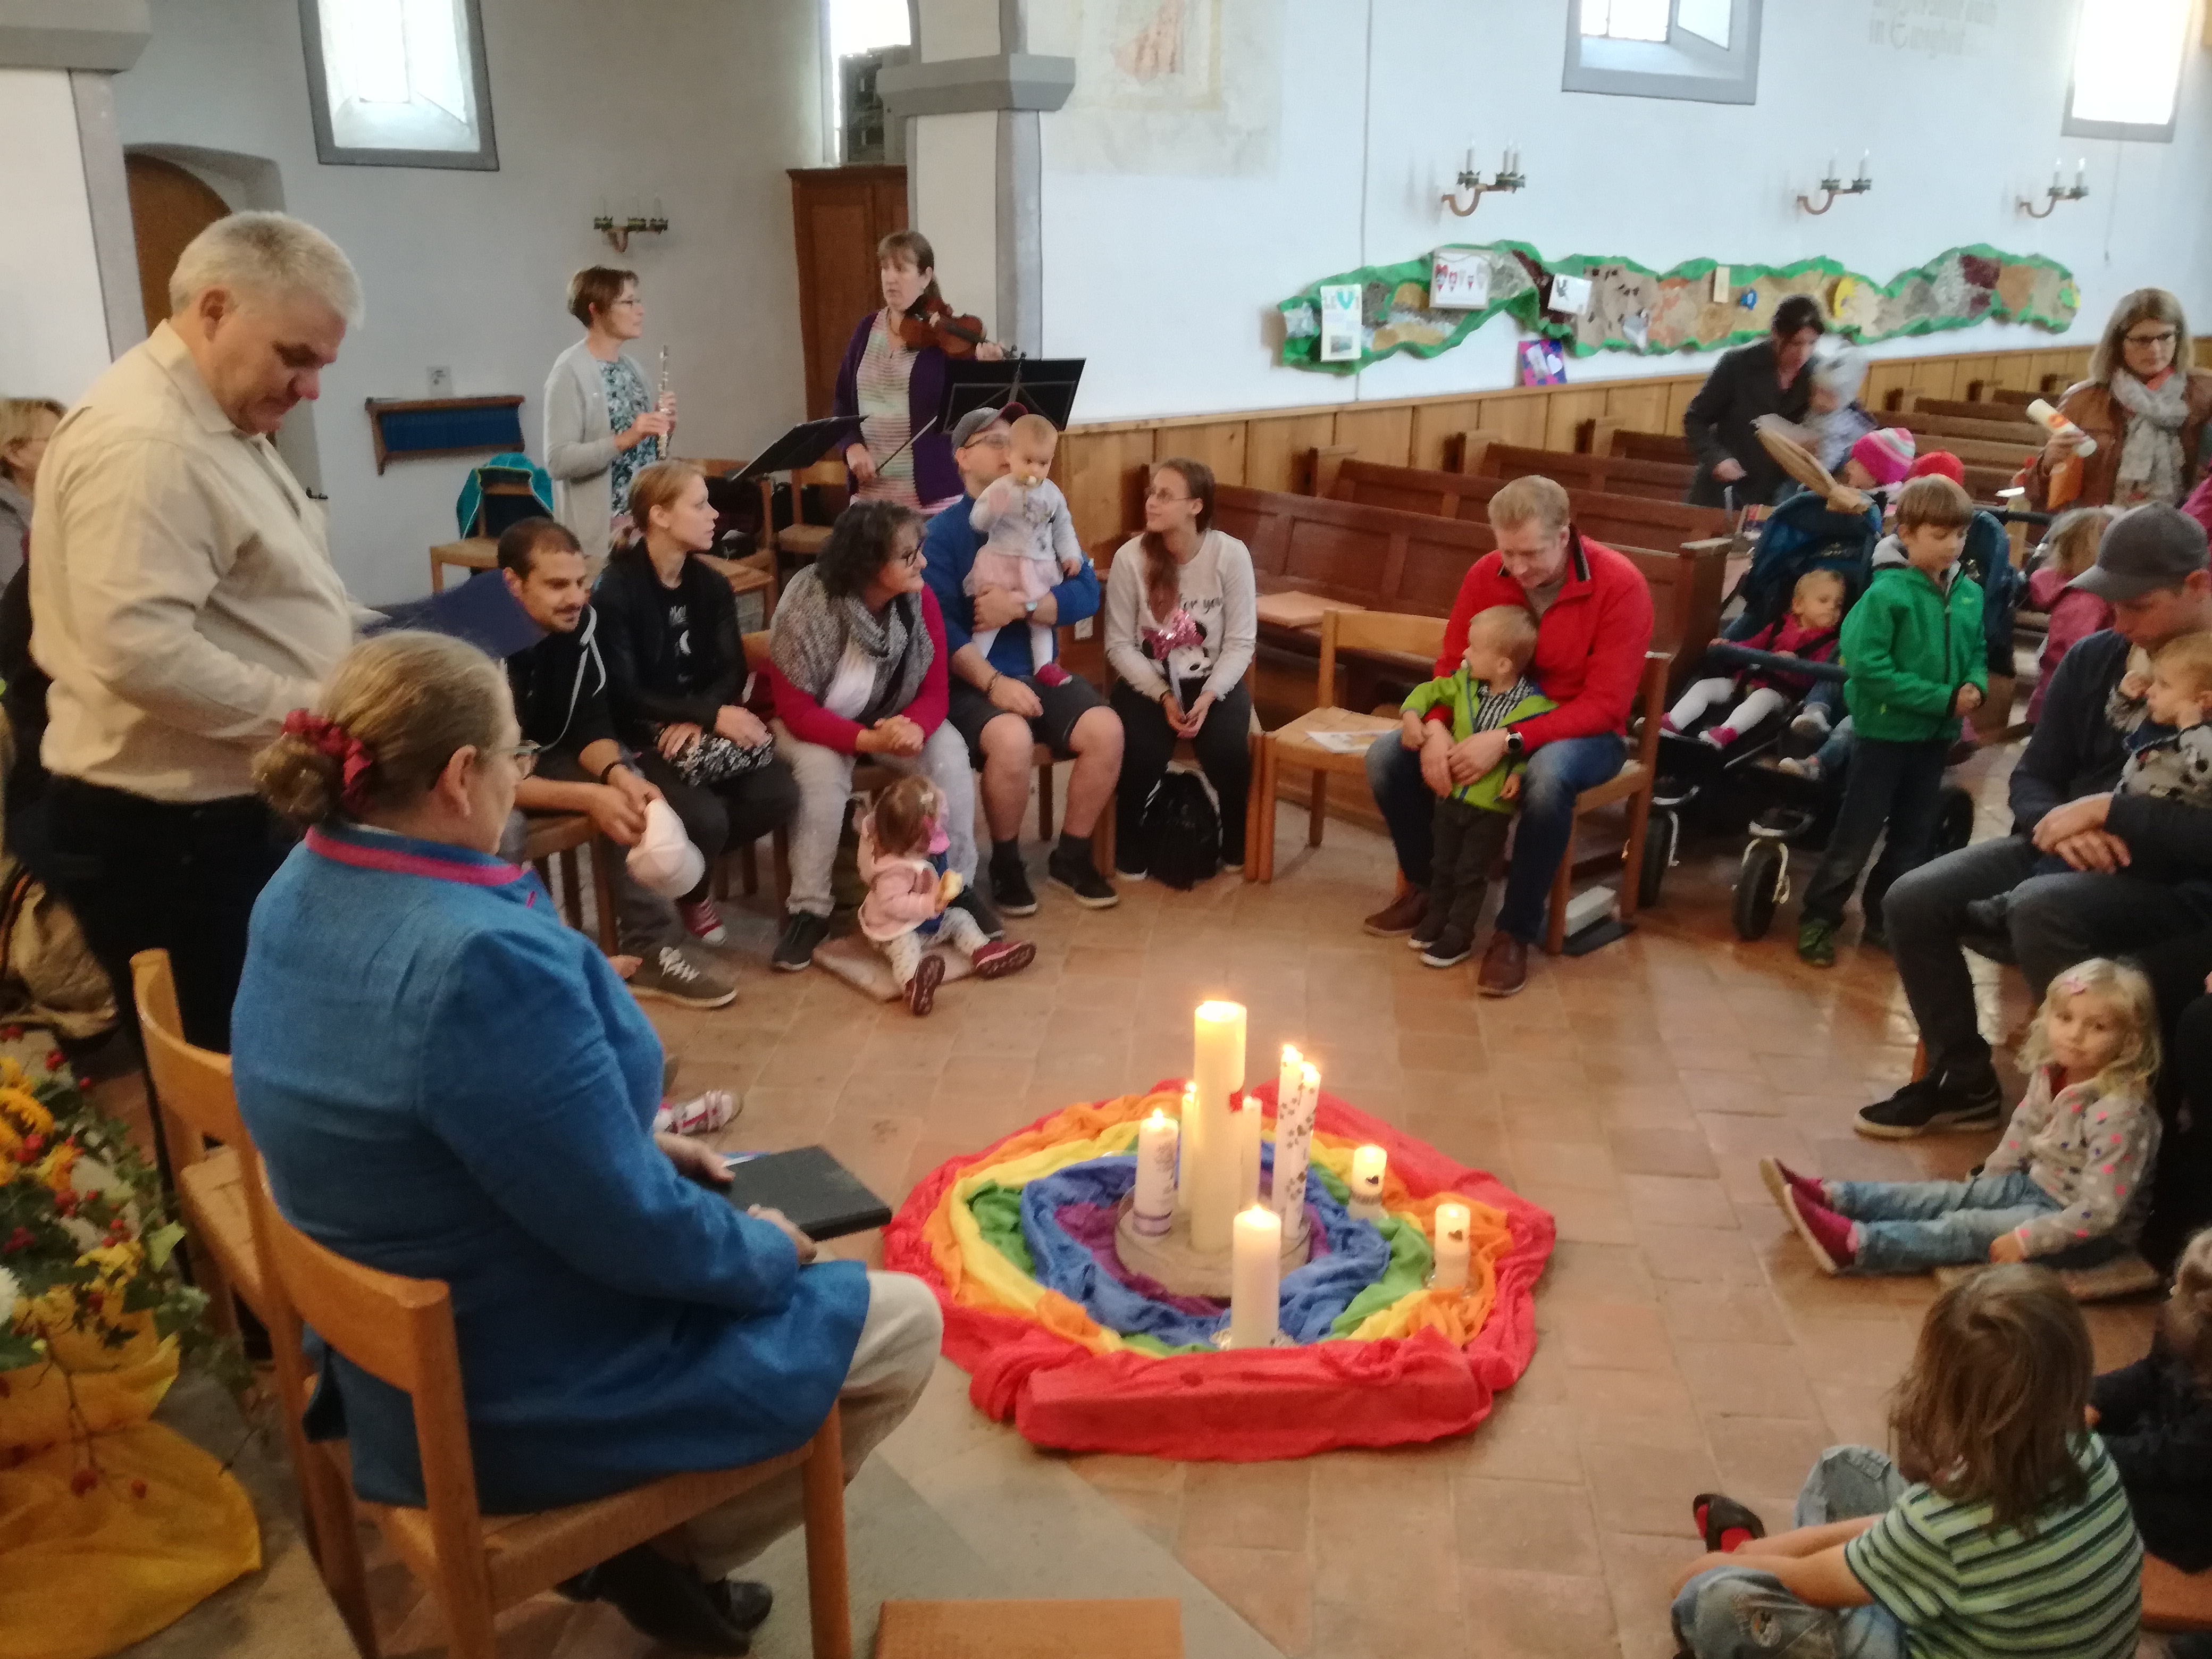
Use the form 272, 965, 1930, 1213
859, 775, 1032, 1014
1664, 569, 1845, 750
2091, 1226, 2212, 1578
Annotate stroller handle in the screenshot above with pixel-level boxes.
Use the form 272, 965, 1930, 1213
1704, 642, 1848, 684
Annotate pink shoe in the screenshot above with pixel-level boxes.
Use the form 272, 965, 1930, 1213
680, 898, 728, 946
970, 939, 1036, 979
1698, 725, 1737, 750
1758, 1157, 1827, 1214
1034, 662, 1072, 688
1784, 1189, 1858, 1275
655, 1089, 738, 1136
1662, 714, 1682, 734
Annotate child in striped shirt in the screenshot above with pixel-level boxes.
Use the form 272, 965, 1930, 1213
1671, 1266, 2143, 1659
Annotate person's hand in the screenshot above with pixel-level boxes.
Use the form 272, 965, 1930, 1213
1500, 773, 1521, 802
2032, 793, 2113, 852
2084, 1404, 2101, 1428
657, 721, 703, 760
608, 953, 641, 980
844, 443, 877, 486
714, 705, 768, 748
747, 1204, 819, 1264
608, 765, 661, 810
1400, 711, 1427, 751
976, 341, 1007, 363
1447, 727, 1513, 785
1672, 1552, 1735, 1597
2042, 428, 2087, 468
989, 673, 1043, 717
1988, 1231, 2028, 1264
1419, 727, 1454, 797
972, 584, 1028, 631
620, 410, 674, 450
657, 1132, 732, 1187
1175, 690, 1216, 739
1712, 457, 1747, 484
2048, 830, 2131, 873
1953, 684, 1983, 716
584, 782, 649, 847
1159, 689, 1186, 731
872, 714, 925, 756
2121, 670, 2151, 701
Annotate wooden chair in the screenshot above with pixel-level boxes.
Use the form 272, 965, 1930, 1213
1247, 609, 1446, 883
518, 812, 619, 955
774, 458, 850, 564
244, 1160, 855, 1659
1543, 651, 1671, 955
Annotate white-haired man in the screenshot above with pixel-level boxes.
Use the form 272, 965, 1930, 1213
34, 211, 370, 1051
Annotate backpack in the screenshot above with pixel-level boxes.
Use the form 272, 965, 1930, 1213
1139, 769, 1220, 890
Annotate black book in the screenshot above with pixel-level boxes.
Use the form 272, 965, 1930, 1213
719, 1145, 892, 1241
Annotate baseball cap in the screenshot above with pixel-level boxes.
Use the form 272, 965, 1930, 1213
2069, 501, 2210, 601
947, 401, 1028, 449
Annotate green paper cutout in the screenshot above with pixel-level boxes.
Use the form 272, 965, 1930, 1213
1278, 242, 2079, 374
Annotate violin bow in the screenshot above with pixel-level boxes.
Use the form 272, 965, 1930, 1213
867, 414, 940, 477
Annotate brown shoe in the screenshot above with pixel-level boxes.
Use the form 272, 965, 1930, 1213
1476, 932, 1528, 998
1362, 887, 1427, 936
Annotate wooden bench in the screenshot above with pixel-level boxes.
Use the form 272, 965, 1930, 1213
1888, 393, 2044, 431
1455, 438, 1696, 503
1608, 429, 1697, 466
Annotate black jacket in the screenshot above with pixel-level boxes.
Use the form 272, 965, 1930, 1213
593, 548, 742, 745
0, 564, 46, 816
504, 607, 616, 761
2092, 1344, 2212, 1570
1683, 339, 1813, 509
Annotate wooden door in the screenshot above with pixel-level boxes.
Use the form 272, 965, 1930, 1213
789, 165, 907, 419
124, 155, 231, 336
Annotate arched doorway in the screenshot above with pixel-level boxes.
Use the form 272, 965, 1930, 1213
123, 154, 230, 338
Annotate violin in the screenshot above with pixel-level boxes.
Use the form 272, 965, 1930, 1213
895, 290, 994, 358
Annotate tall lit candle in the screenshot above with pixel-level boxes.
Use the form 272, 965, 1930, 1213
1229, 1204, 1281, 1349
1349, 1144, 1387, 1221
1175, 1084, 1196, 1212
1272, 1057, 1320, 1234
1235, 1094, 1262, 1208
1134, 1110, 1179, 1237
1432, 1201, 1471, 1292
1191, 1001, 1247, 1251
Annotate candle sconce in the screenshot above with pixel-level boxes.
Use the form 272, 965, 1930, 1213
2020, 180, 2090, 219
1798, 169, 1873, 216
593, 207, 669, 253
1442, 148, 1525, 217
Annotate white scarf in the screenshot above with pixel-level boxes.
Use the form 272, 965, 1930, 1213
2107, 368, 2190, 506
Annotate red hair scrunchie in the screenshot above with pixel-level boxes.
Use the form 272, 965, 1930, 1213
282, 709, 378, 815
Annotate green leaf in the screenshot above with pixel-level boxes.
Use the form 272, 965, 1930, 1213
143, 1221, 185, 1272
0, 1330, 38, 1370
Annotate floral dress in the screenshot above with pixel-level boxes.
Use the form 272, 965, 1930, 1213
600, 355, 658, 514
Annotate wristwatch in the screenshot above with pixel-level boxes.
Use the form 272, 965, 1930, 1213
1504, 729, 1526, 760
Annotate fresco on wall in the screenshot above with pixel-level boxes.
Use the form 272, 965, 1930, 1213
1031, 0, 1283, 176
1277, 243, 2079, 374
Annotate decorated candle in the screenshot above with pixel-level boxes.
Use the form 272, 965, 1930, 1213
1229, 1203, 1281, 1349
1190, 1001, 1247, 1251
1235, 1094, 1262, 1208
1349, 1144, 1387, 1220
1432, 1202, 1472, 1292
1271, 1057, 1320, 1232
1134, 1110, 1179, 1237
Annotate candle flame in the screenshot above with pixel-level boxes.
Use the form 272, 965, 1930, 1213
1147, 1108, 1167, 1124
1300, 1062, 1319, 1087
1281, 1043, 1301, 1065
1196, 1000, 1245, 1021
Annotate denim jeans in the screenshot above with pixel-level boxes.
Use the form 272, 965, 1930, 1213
1825, 1170, 2061, 1273
1366, 731, 1627, 942
1800, 736, 1950, 928
1672, 1445, 1910, 1659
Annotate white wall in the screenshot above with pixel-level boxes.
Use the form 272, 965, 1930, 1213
0, 69, 116, 406
1037, 0, 2212, 424
111, 0, 823, 602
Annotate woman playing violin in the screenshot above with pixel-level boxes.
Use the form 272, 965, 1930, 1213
835, 229, 1002, 513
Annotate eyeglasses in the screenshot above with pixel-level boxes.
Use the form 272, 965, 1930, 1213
503, 741, 541, 777
892, 544, 925, 569
2125, 329, 2177, 348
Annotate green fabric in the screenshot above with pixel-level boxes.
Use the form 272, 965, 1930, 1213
1840, 560, 1987, 743
970, 1182, 1034, 1276
1400, 675, 1554, 811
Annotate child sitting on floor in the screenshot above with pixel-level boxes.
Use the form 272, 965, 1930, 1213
967, 412, 1083, 682
858, 775, 1032, 1015
1664, 569, 1845, 751
1671, 1266, 2143, 1659
1763, 957, 2161, 1276
2091, 1226, 2212, 1577
2026, 506, 2119, 725
1398, 604, 1554, 969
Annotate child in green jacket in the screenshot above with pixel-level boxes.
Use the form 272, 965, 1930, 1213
1798, 475, 1987, 966
1401, 605, 1556, 968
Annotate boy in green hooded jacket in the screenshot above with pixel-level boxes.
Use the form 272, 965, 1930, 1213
1798, 475, 1987, 966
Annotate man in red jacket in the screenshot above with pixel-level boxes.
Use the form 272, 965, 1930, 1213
1363, 475, 1655, 995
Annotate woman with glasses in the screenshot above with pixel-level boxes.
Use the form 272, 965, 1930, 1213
234, 628, 942, 1655
544, 266, 675, 559
2026, 289, 2212, 511
597, 460, 799, 947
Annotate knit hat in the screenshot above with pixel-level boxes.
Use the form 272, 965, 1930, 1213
2071, 502, 2210, 601
1850, 427, 1915, 486
1907, 450, 1966, 487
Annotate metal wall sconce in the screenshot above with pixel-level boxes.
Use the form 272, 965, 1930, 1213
594, 201, 669, 253
1442, 146, 1524, 217
2020, 160, 2090, 219
1799, 153, 1872, 215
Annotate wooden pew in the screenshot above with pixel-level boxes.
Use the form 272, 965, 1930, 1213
1456, 438, 1697, 503
1888, 395, 2043, 431
1609, 429, 1697, 466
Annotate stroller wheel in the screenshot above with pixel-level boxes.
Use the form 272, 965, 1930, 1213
1639, 807, 1677, 909
1733, 838, 1788, 941
1934, 784, 1975, 854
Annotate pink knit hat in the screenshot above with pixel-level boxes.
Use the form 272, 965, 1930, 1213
1850, 427, 1916, 486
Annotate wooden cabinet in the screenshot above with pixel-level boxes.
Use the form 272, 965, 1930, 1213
789, 165, 907, 419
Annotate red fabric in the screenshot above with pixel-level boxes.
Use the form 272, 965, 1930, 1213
1908, 451, 1965, 486
766, 586, 952, 755
884, 1084, 1555, 1461
2184, 470, 2212, 542
1423, 535, 1655, 750
2025, 567, 2114, 723
1739, 615, 1839, 696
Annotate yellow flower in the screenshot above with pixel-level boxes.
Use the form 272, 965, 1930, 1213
0, 1087, 52, 1141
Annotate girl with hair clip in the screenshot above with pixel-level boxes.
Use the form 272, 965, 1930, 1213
1763, 957, 2163, 1275
2090, 1227, 2212, 1581
856, 774, 1030, 1015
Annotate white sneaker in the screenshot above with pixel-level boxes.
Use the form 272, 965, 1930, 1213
1776, 756, 1822, 782
655, 1088, 739, 1135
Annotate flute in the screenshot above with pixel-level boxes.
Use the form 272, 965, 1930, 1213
657, 346, 676, 458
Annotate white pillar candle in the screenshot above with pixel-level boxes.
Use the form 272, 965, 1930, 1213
1432, 1201, 1471, 1292
1349, 1144, 1387, 1221
1174, 1085, 1197, 1213
1134, 1110, 1179, 1237
1191, 1001, 1246, 1251
1235, 1094, 1262, 1208
1229, 1203, 1281, 1349
1272, 1058, 1320, 1231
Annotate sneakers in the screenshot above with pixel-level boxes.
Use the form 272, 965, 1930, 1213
950, 884, 1005, 941
1691, 1493, 1767, 1553
629, 943, 738, 1009
1775, 755, 1822, 782
1781, 707, 1831, 759
1113, 858, 1149, 881
772, 911, 831, 973
906, 952, 946, 1015
1421, 925, 1474, 969
655, 1088, 739, 1136
1047, 845, 1119, 908
1363, 889, 1427, 937
1796, 918, 1837, 967
1853, 1072, 2003, 1140
970, 939, 1036, 979
1409, 903, 1447, 952
1697, 725, 1737, 750
1034, 661, 1073, 688
990, 854, 1038, 917
1757, 1157, 1828, 1214
1783, 1188, 1858, 1275
679, 896, 729, 946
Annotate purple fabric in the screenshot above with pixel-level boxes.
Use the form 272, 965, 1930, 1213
833, 313, 958, 506
1057, 1201, 1224, 1316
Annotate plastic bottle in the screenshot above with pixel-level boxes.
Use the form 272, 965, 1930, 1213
2026, 397, 2097, 457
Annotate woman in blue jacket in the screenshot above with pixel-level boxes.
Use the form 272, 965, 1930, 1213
234, 630, 940, 1654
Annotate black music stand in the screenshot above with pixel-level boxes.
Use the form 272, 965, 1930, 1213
726, 416, 862, 481
941, 357, 1086, 433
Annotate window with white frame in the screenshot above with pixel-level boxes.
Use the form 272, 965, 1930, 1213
2065, 0, 2188, 142
823, 0, 912, 163
299, 0, 498, 170
1565, 0, 1760, 106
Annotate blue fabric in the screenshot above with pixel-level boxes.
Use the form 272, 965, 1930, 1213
232, 824, 869, 1513
454, 451, 555, 537
1826, 1170, 2062, 1273
920, 489, 1102, 678
1015, 1149, 1392, 1347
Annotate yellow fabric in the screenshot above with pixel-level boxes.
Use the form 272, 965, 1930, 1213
0, 1337, 260, 1659
1346, 1194, 1515, 1343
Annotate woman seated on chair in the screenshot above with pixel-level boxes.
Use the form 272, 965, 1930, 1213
232, 631, 942, 1656
1102, 458, 1258, 876
596, 459, 800, 949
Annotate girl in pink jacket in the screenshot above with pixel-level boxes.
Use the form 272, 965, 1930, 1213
859, 776, 1032, 1014
2026, 507, 2119, 724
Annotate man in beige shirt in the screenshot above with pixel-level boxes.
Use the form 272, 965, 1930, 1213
35, 212, 368, 1051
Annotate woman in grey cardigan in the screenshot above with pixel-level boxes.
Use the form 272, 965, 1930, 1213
543, 266, 672, 559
